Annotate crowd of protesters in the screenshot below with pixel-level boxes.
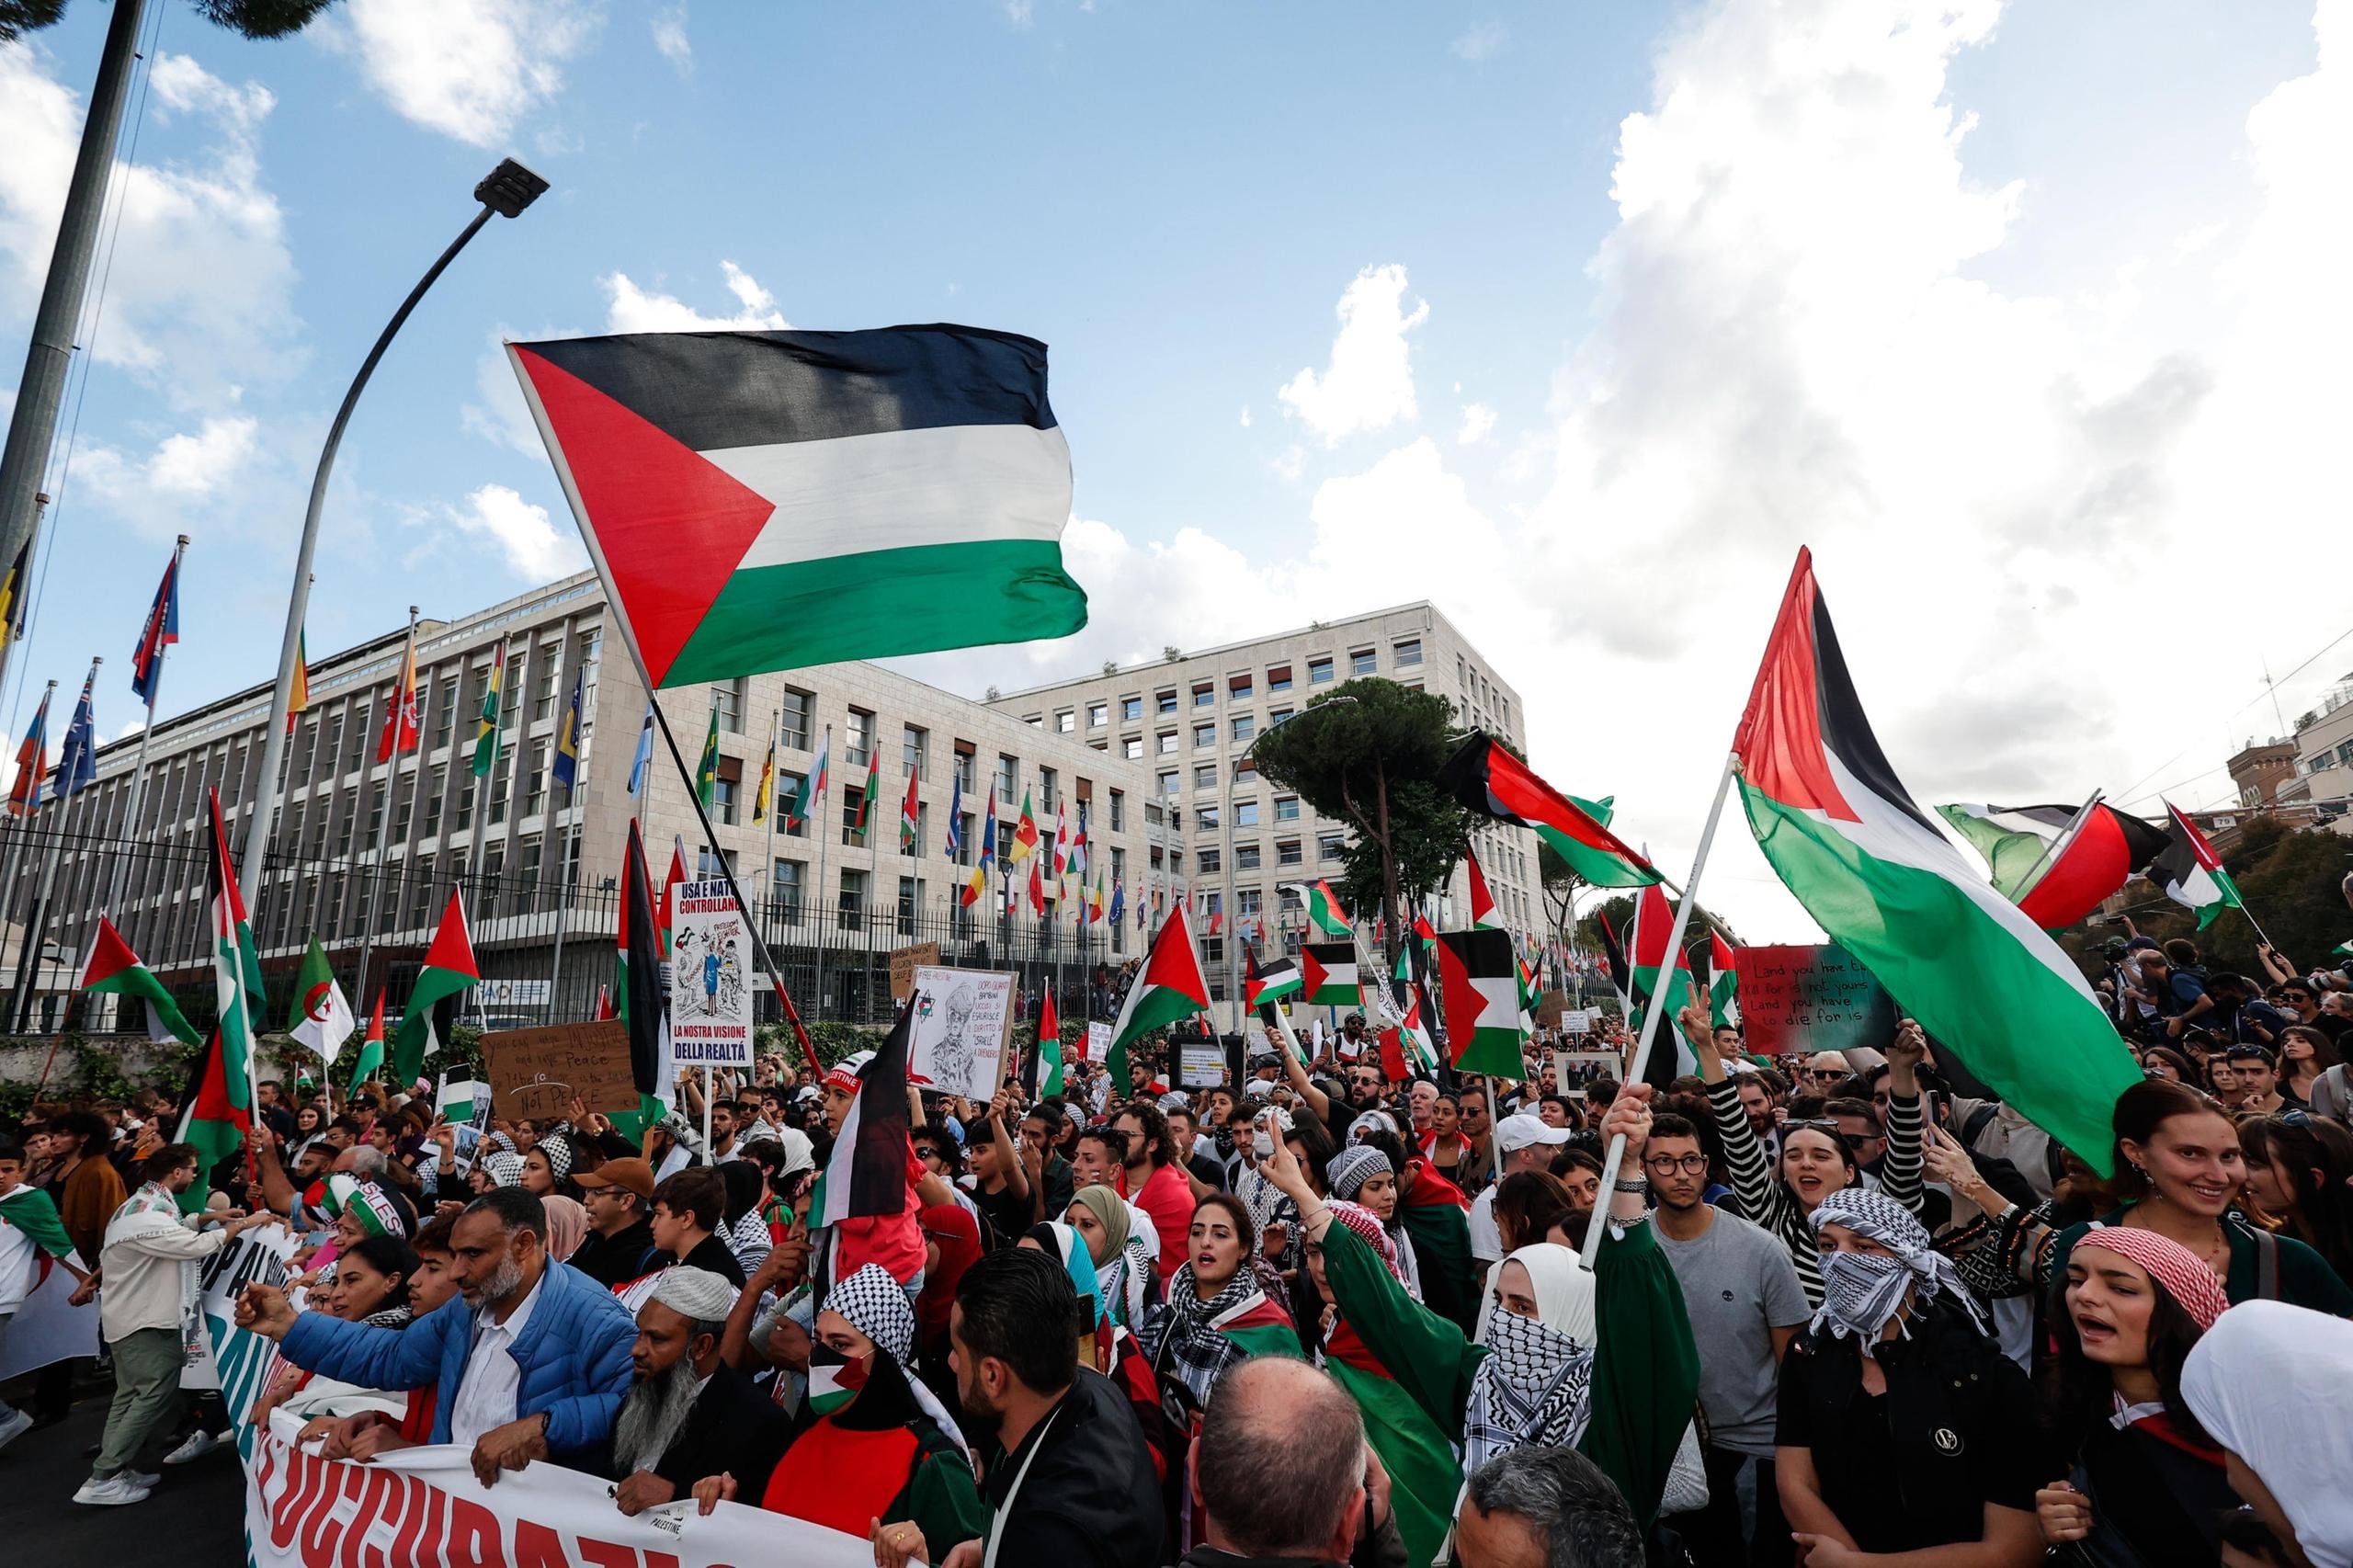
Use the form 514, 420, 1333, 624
1, 922, 2350, 1568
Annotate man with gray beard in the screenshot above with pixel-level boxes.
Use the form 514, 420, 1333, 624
608, 1267, 788, 1517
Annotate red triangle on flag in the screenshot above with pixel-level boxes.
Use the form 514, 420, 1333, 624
1300, 946, 1330, 997
422, 892, 481, 980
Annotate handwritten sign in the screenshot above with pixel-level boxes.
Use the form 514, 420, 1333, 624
668, 880, 754, 1067
1733, 944, 1898, 1058
890, 942, 942, 1002
908, 966, 1015, 1097
483, 1020, 638, 1119
1081, 1020, 1111, 1062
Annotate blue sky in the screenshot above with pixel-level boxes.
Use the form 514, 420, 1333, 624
3, 0, 2346, 938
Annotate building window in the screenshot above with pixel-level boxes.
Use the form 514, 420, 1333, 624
1198, 806, 1220, 832
1151, 846, 1165, 870
772, 858, 803, 922
1277, 838, 1302, 867
1234, 756, 1258, 786
1309, 656, 1335, 684
1155, 689, 1178, 715
996, 753, 1017, 804
518, 834, 543, 889
454, 778, 475, 833
523, 741, 548, 818
1229, 673, 1253, 700
1039, 766, 1059, 812
779, 688, 811, 750
1086, 702, 1107, 729
531, 648, 561, 722
1199, 847, 1222, 873
1349, 647, 1376, 676
1158, 731, 1178, 755
714, 776, 740, 826
1274, 795, 1300, 822
1391, 637, 1425, 667
1193, 683, 1214, 708
423, 765, 446, 837
411, 857, 437, 926
903, 723, 928, 779
1235, 800, 1260, 827
1107, 789, 1126, 832
954, 812, 975, 865
1123, 736, 1143, 760
777, 773, 806, 837
1267, 665, 1292, 693
1055, 710, 1074, 733
1121, 695, 1143, 722
845, 708, 873, 767
838, 869, 866, 932
391, 769, 415, 842
952, 749, 975, 791
1024, 713, 1042, 729
488, 763, 510, 826
1319, 833, 1345, 861
429, 677, 457, 748
897, 876, 921, 936
1194, 722, 1215, 749
1235, 844, 1261, 871
1159, 771, 1179, 797
1236, 887, 1264, 916
1231, 713, 1255, 743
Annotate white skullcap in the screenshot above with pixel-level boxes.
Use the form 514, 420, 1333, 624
646, 1266, 739, 1323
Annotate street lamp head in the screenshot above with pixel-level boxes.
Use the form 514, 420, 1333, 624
475, 159, 549, 219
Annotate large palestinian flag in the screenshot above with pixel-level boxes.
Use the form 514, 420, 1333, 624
1281, 880, 1352, 937
1301, 941, 1363, 1007
507, 327, 1086, 687
618, 821, 667, 1098
1431, 926, 1520, 1075
1733, 550, 2141, 1172
391, 892, 481, 1086
80, 918, 199, 1047
1106, 905, 1210, 1094
1438, 733, 1657, 888
1245, 949, 1302, 1010
2150, 803, 2245, 931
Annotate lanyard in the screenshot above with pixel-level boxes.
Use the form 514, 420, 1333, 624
982, 1403, 1064, 1568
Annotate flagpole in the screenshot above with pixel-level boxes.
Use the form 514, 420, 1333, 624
813, 722, 833, 1026
354, 606, 419, 1012
0, 677, 54, 989
105, 536, 187, 931
10, 658, 97, 1031
2007, 790, 2099, 909
1581, 751, 1738, 1272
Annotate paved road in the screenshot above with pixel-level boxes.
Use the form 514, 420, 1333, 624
0, 1367, 246, 1561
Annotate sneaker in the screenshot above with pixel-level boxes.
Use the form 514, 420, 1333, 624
72, 1475, 153, 1506
163, 1429, 228, 1465
120, 1471, 161, 1491
0, 1410, 33, 1452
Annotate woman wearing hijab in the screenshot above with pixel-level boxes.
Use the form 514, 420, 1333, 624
696, 1263, 984, 1551
1065, 1184, 1155, 1330
1327, 1140, 1424, 1302
2033, 1225, 2238, 1565
1777, 1187, 2042, 1566
1137, 1192, 1302, 1412
915, 1202, 983, 1381
1257, 1088, 1699, 1556
540, 1194, 588, 1266
2181, 1300, 2353, 1568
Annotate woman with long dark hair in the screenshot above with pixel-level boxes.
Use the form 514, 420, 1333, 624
2240, 1114, 2353, 1289
2032, 1225, 2237, 1563
2277, 1024, 2338, 1106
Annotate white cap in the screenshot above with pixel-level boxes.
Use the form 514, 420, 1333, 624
1495, 1111, 1573, 1153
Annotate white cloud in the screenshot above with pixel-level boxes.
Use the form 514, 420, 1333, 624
652, 5, 692, 73
1004, 0, 1036, 26
1278, 264, 1429, 444
74, 416, 264, 532
0, 44, 300, 404
325, 0, 600, 148
1238, 405, 1253, 427
1451, 21, 1508, 62
1457, 403, 1497, 444
438, 483, 585, 578
602, 260, 790, 333
146, 416, 260, 494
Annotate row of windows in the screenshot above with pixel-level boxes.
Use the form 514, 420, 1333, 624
1026, 639, 1427, 733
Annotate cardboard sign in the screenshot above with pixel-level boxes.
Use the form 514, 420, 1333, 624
1178, 1039, 1226, 1088
1559, 1008, 1594, 1035
907, 966, 1016, 1097
484, 1020, 638, 1119
890, 941, 942, 1002
668, 879, 754, 1067
1733, 943, 1899, 1058
1081, 1020, 1111, 1062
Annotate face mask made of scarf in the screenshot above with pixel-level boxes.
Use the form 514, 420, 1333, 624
1813, 1250, 1915, 1354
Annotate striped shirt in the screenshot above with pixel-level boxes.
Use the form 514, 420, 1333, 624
1707, 1078, 1925, 1307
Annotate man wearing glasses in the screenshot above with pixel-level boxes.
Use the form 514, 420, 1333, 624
1799, 1052, 1851, 1093
1647, 1111, 1812, 1565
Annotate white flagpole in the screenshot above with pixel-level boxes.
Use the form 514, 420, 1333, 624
106, 535, 187, 923
1580, 751, 1739, 1271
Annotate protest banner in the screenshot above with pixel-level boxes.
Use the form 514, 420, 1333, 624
889, 941, 942, 1002
184, 1223, 300, 1462
1733, 942, 1900, 1057
0, 1254, 97, 1380
245, 1412, 870, 1568
667, 879, 755, 1068
907, 966, 1014, 1097
1082, 1019, 1111, 1062
483, 1021, 639, 1119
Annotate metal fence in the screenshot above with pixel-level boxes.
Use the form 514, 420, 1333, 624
0, 823, 1149, 1036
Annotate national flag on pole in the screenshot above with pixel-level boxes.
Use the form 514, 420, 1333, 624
660, 836, 689, 956
1596, 908, 1634, 1013
288, 935, 356, 1065
1733, 548, 2142, 1174
1246, 950, 1302, 1009
900, 769, 921, 852
1010, 788, 1040, 863
1066, 803, 1088, 880
1708, 930, 1741, 1028
962, 812, 996, 907
1108, 875, 1124, 928
0, 538, 29, 649
2151, 804, 2245, 931
1301, 941, 1362, 1007
551, 665, 583, 790
1025, 852, 1046, 916
618, 821, 665, 1097
1438, 733, 1657, 887
627, 699, 654, 797
1087, 869, 1106, 925
51, 668, 95, 801
1934, 802, 2079, 898
507, 327, 1086, 688
1631, 883, 1702, 1084
2002, 799, 2173, 931
751, 715, 777, 824
1388, 949, 1438, 1072
391, 892, 481, 1086
1431, 927, 1520, 1075
130, 552, 179, 704
1049, 798, 1070, 895
1463, 849, 1501, 929
7, 685, 51, 817
377, 623, 423, 764
944, 773, 963, 861
1282, 880, 1353, 937
1029, 984, 1063, 1098
1106, 904, 1211, 1095
852, 756, 880, 841
471, 643, 506, 778
787, 729, 826, 830
347, 994, 387, 1093
814, 1001, 915, 1226
80, 918, 199, 1048
185, 790, 262, 1205
287, 627, 311, 735
695, 702, 720, 809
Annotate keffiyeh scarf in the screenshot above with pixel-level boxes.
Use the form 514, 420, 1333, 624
1806, 1187, 1987, 1357
1142, 1265, 1269, 1406
1233, 1167, 1303, 1273
825, 1263, 916, 1364
1463, 1305, 1594, 1474
1327, 1146, 1389, 1201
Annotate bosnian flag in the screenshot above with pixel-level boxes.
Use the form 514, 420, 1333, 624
507, 327, 1087, 687
1733, 549, 2141, 1174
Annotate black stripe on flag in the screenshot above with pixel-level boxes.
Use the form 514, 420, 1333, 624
840, 997, 914, 1221
620, 821, 665, 1096
514, 325, 1058, 454
1808, 585, 1940, 839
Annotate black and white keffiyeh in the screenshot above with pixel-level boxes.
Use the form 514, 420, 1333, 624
824, 1263, 915, 1364
1463, 1305, 1594, 1474
1233, 1167, 1303, 1273
1805, 1187, 1988, 1356
1326, 1145, 1389, 1201
1141, 1265, 1268, 1406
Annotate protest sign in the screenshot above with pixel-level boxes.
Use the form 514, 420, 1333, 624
0, 1255, 97, 1380
668, 880, 754, 1068
1733, 943, 1899, 1057
889, 941, 942, 1001
1082, 1019, 1111, 1062
1558, 1008, 1594, 1035
483, 1021, 638, 1119
245, 1413, 870, 1568
1178, 1038, 1225, 1088
1555, 1050, 1619, 1098
908, 966, 1015, 1096
183, 1223, 299, 1461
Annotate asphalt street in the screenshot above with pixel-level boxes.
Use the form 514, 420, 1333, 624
0, 1366, 247, 1561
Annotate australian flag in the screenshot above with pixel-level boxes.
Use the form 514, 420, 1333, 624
130, 553, 180, 705
53, 669, 97, 801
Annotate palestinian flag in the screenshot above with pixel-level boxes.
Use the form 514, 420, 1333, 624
435, 1074, 483, 1125
2151, 803, 2245, 932
695, 702, 720, 807
2011, 801, 2172, 930
1246, 950, 1303, 1010
391, 892, 481, 1086
1431, 927, 1520, 1075
471, 642, 506, 778
82, 918, 199, 1048
1302, 941, 1363, 1007
1630, 883, 1702, 1085
619, 821, 666, 1096
899, 769, 920, 852
347, 994, 387, 1092
962, 812, 997, 907
1438, 733, 1658, 888
181, 793, 262, 1209
1106, 904, 1211, 1094
1028, 984, 1063, 1097
1282, 879, 1353, 937
1464, 848, 1502, 928
1708, 930, 1741, 1028
1732, 548, 2142, 1173
1935, 802, 2077, 897
814, 999, 914, 1226
786, 731, 825, 831
852, 756, 880, 841
288, 935, 355, 1065
506, 326, 1086, 688
172, 1024, 251, 1217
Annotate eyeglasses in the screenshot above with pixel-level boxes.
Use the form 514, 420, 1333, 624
1643, 1153, 1709, 1174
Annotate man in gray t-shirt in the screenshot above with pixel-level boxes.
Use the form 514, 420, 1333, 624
1647, 1112, 1812, 1566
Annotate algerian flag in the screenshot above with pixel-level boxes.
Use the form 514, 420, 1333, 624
1107, 905, 1210, 1094
2151, 804, 2245, 932
1282, 880, 1353, 937
392, 892, 482, 1086
289, 935, 355, 1065
80, 918, 199, 1047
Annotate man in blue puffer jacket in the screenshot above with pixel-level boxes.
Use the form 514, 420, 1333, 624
235, 1187, 634, 1484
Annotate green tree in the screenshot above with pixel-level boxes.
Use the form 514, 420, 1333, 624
1577, 892, 1737, 969
2054, 812, 2353, 980
2, 1, 335, 41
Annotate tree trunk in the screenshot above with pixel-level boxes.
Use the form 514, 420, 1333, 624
1374, 756, 1402, 975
